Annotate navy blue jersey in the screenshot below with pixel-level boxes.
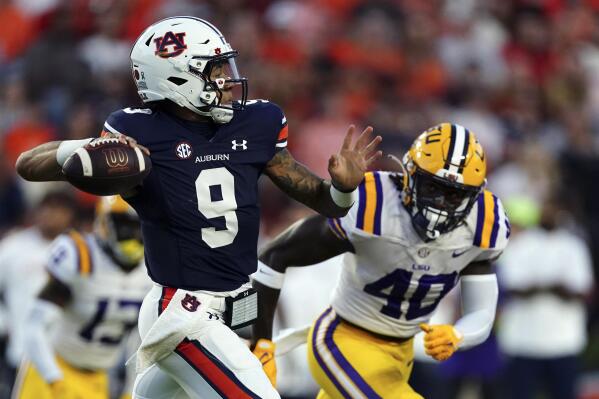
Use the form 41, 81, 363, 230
102, 100, 288, 291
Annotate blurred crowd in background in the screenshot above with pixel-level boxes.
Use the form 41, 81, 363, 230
0, 0, 598, 398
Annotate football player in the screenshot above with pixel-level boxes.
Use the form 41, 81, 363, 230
252, 123, 510, 398
12, 196, 150, 399
14, 17, 381, 399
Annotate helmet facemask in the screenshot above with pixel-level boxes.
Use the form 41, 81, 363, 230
187, 51, 248, 122
406, 168, 481, 241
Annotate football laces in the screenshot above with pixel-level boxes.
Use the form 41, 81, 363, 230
89, 137, 121, 147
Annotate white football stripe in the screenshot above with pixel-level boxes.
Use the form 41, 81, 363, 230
134, 147, 145, 172
315, 310, 367, 399
75, 148, 93, 177
282, 116, 287, 124
276, 141, 287, 148
103, 122, 123, 135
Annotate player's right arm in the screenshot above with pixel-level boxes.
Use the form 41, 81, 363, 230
251, 214, 352, 384
15, 134, 147, 182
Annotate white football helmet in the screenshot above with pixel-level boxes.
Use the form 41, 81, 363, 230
130, 16, 248, 123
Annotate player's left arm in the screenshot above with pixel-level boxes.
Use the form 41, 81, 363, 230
421, 260, 498, 361
265, 125, 382, 218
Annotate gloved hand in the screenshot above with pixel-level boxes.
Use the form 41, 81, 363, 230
252, 338, 277, 387
419, 323, 463, 362
50, 380, 77, 399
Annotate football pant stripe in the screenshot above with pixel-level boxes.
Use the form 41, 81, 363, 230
323, 313, 383, 399
175, 339, 261, 399
312, 308, 363, 399
158, 287, 177, 315
69, 231, 92, 276
480, 191, 497, 249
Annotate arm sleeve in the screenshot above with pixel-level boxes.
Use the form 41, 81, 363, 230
453, 274, 498, 349
24, 299, 63, 382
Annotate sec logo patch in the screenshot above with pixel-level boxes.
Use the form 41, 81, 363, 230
176, 142, 193, 159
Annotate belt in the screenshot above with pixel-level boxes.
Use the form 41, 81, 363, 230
338, 316, 413, 343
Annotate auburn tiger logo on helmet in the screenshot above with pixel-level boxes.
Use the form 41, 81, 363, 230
401, 123, 486, 240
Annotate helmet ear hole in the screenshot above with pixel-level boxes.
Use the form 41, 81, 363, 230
167, 77, 187, 86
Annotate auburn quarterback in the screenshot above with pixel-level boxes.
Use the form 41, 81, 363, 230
253, 123, 510, 398
13, 196, 150, 399
14, 17, 381, 399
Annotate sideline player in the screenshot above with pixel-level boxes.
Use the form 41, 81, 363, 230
14, 17, 381, 398
253, 123, 510, 398
12, 196, 150, 399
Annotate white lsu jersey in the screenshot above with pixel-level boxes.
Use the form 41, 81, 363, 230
45, 231, 151, 370
327, 171, 509, 337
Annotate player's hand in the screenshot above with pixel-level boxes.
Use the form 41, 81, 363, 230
50, 379, 76, 399
99, 131, 150, 156
419, 323, 463, 362
328, 125, 382, 191
252, 338, 277, 387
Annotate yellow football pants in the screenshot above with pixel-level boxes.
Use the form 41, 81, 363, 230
13, 355, 108, 399
308, 307, 423, 399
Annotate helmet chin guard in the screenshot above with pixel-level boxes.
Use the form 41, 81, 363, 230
130, 17, 248, 124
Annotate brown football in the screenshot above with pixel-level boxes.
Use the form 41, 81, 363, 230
62, 138, 151, 196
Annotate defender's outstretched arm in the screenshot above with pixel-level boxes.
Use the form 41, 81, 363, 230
252, 214, 352, 344
265, 126, 381, 218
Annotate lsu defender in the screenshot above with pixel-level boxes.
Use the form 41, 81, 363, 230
13, 196, 150, 399
15, 17, 381, 398
253, 123, 510, 398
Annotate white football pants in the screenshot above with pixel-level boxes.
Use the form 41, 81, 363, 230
132, 285, 280, 399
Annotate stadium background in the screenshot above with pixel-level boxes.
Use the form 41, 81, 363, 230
0, 0, 598, 398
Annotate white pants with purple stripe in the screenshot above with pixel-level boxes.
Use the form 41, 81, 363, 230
133, 285, 280, 399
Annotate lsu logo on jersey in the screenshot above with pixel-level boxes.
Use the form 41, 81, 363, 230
154, 31, 187, 58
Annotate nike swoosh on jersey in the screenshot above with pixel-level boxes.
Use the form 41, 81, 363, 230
452, 249, 469, 258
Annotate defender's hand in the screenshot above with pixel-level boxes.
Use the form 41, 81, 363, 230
328, 125, 382, 191
252, 339, 277, 387
420, 323, 462, 362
